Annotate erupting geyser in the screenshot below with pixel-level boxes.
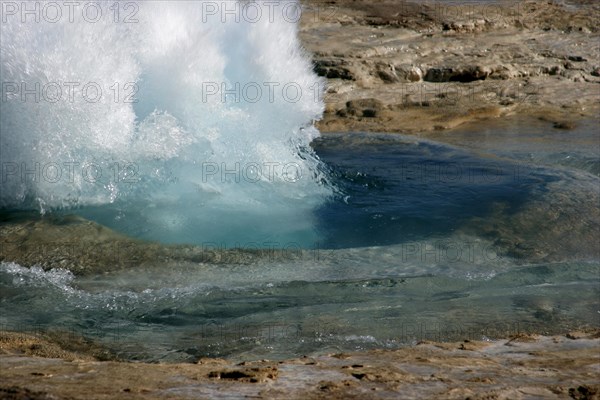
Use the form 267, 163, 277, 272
1, 0, 332, 246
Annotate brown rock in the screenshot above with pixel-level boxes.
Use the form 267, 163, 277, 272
424, 66, 491, 83
345, 99, 385, 118
394, 64, 423, 82
208, 366, 278, 383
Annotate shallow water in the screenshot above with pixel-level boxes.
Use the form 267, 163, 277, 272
428, 116, 600, 177
1, 127, 598, 362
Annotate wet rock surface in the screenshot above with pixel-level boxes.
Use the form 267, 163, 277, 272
0, 213, 306, 275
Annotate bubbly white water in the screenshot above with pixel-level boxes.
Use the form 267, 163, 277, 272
1, 1, 330, 243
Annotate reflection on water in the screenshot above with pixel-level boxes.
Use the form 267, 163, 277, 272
427, 116, 600, 176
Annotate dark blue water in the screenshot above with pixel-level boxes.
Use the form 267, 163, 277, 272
313, 134, 550, 248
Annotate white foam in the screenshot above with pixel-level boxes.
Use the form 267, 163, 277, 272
1, 1, 331, 244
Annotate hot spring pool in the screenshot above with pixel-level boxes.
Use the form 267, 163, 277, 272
0, 0, 597, 362
2, 128, 598, 362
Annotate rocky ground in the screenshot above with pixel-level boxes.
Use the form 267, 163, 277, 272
300, 0, 599, 136
1, 329, 599, 400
